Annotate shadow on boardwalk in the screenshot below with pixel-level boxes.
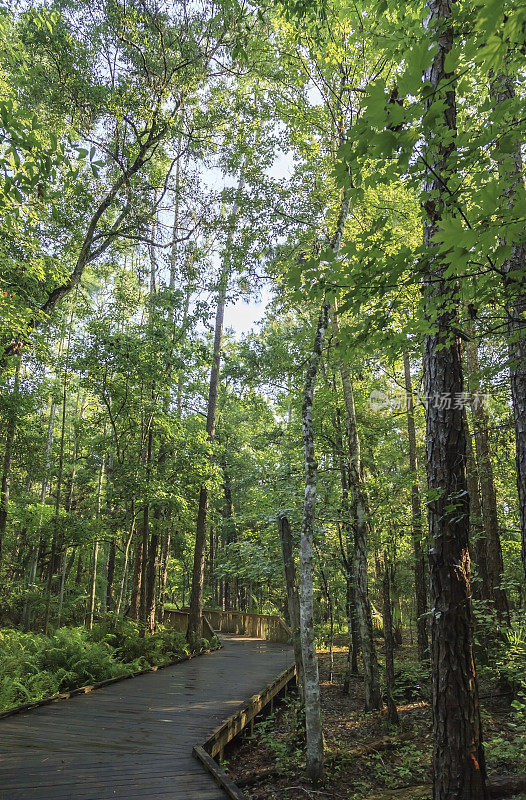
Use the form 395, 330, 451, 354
0, 635, 293, 800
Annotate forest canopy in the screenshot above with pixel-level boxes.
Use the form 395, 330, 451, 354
0, 0, 525, 798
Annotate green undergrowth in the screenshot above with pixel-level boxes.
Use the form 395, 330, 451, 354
0, 615, 215, 712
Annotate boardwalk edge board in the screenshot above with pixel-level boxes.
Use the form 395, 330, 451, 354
0, 644, 222, 721
193, 662, 297, 800
193, 746, 247, 800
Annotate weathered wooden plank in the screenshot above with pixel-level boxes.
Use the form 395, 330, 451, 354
193, 746, 248, 800
0, 635, 293, 800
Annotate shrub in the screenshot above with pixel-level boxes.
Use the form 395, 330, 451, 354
392, 660, 430, 703
0, 617, 205, 712
89, 614, 191, 667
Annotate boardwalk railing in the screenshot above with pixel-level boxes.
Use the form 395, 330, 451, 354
163, 609, 216, 639
172, 607, 291, 643
194, 663, 297, 800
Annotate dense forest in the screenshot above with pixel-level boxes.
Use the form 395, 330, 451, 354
0, 0, 525, 798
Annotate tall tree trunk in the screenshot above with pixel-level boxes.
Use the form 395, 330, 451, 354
23, 397, 57, 629
331, 311, 382, 710
489, 72, 526, 589
332, 397, 359, 689
129, 536, 143, 621
343, 568, 359, 685
44, 325, 72, 635
87, 541, 99, 631
87, 455, 105, 631
300, 301, 329, 784
464, 414, 491, 602
403, 352, 428, 661
158, 531, 171, 623
106, 539, 116, 612
222, 467, 236, 609
0, 356, 22, 565
145, 530, 159, 633
139, 426, 153, 631
422, 2, 487, 797
117, 506, 135, 617
277, 514, 304, 696
317, 554, 334, 682
382, 558, 399, 726
466, 330, 510, 621
327, 187, 381, 710
169, 134, 183, 290
187, 174, 244, 648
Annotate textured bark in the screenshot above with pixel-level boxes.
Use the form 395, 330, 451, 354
129, 537, 143, 621
44, 336, 72, 635
464, 415, 491, 602
23, 396, 57, 630
0, 356, 22, 564
382, 560, 399, 726
187, 399, 218, 644
87, 540, 99, 631
489, 72, 526, 588
329, 191, 381, 711
187, 175, 244, 648
277, 514, 304, 696
403, 352, 428, 661
158, 531, 171, 622
117, 510, 135, 617
422, 2, 488, 797
87, 455, 105, 631
145, 531, 159, 633
466, 333, 509, 620
106, 539, 116, 612
300, 301, 329, 783
332, 306, 381, 711
222, 467, 236, 608
332, 402, 359, 688
343, 571, 359, 685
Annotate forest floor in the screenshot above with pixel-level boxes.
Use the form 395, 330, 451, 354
226, 640, 526, 800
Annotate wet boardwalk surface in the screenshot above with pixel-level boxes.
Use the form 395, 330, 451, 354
0, 635, 293, 800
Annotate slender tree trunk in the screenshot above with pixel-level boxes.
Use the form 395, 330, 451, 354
422, 2, 487, 796
87, 455, 105, 630
332, 398, 359, 689
158, 531, 171, 623
87, 541, 99, 630
300, 301, 329, 784
44, 326, 72, 634
75, 552, 83, 584
403, 352, 428, 660
325, 186, 381, 710
145, 530, 159, 632
169, 135, 183, 290
187, 174, 244, 648
117, 507, 135, 617
0, 356, 22, 564
331, 309, 382, 710
106, 539, 116, 612
139, 428, 153, 631
277, 514, 304, 696
466, 331, 510, 621
343, 569, 359, 685
23, 398, 57, 629
464, 414, 491, 602
489, 72, 526, 589
318, 557, 334, 683
382, 558, 399, 726
130, 537, 143, 621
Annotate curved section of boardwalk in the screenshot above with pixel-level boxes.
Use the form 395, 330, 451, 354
0, 635, 293, 800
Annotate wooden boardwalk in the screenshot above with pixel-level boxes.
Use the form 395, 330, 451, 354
0, 635, 293, 800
